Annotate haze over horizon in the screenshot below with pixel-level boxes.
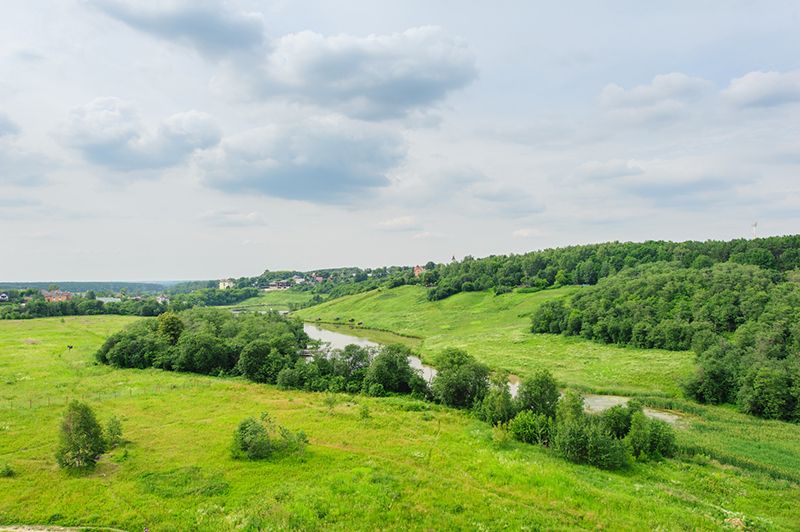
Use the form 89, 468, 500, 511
2, 1, 799, 281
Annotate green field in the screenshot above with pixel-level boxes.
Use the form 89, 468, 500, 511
1, 316, 799, 529
295, 286, 695, 397
226, 290, 323, 312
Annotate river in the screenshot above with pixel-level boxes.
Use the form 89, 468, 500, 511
302, 323, 680, 424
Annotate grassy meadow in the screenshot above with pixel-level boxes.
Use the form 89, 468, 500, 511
295, 285, 695, 397
226, 290, 324, 312
1, 316, 799, 529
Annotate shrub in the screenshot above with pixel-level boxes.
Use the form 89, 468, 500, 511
600, 400, 642, 439
554, 419, 588, 464
556, 390, 585, 425
515, 369, 559, 419
585, 421, 628, 470
56, 401, 106, 470
626, 411, 677, 460
363, 344, 416, 394
105, 416, 123, 449
508, 411, 554, 446
0, 464, 14, 478
477, 374, 516, 425
431, 348, 489, 408
232, 417, 271, 460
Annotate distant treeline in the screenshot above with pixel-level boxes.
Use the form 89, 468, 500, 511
530, 260, 800, 422
0, 288, 258, 320
0, 281, 166, 294
422, 235, 800, 300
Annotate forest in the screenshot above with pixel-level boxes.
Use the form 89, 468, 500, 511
530, 260, 800, 421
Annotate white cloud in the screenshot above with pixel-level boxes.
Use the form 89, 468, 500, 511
378, 216, 420, 231
600, 73, 712, 123
195, 116, 405, 204
575, 159, 645, 180
512, 228, 544, 238
0, 113, 20, 137
199, 209, 268, 228
61, 97, 221, 171
723, 70, 800, 108
91, 0, 265, 57
248, 26, 478, 120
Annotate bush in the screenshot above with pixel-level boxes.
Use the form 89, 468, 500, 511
56, 401, 106, 470
362, 344, 416, 394
515, 369, 559, 419
554, 419, 588, 464
477, 374, 516, 425
508, 411, 554, 446
232, 417, 271, 460
626, 411, 676, 460
600, 400, 642, 439
105, 416, 123, 449
585, 421, 628, 470
431, 348, 489, 408
556, 390, 585, 425
0, 464, 14, 478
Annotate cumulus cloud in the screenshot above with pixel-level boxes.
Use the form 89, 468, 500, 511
247, 26, 477, 120
61, 97, 221, 171
723, 70, 800, 108
0, 113, 20, 137
91, 0, 265, 57
600, 73, 712, 123
195, 117, 405, 204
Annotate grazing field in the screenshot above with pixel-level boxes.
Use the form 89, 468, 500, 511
2, 317, 800, 530
295, 285, 695, 397
225, 290, 323, 312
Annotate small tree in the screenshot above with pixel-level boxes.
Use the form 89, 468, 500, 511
516, 369, 559, 419
431, 348, 489, 408
105, 416, 123, 448
56, 401, 106, 470
626, 411, 651, 459
477, 373, 516, 425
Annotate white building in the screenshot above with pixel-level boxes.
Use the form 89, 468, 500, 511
219, 279, 235, 290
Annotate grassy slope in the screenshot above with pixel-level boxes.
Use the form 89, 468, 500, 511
295, 285, 694, 397
1, 318, 799, 530
225, 290, 322, 312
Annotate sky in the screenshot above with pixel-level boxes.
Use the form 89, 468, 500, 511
1, 1, 799, 281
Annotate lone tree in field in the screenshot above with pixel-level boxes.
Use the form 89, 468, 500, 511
55, 401, 106, 469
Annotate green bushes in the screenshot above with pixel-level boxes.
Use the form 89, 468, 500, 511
431, 348, 489, 408
626, 412, 676, 460
505, 382, 676, 471
231, 413, 307, 461
508, 411, 553, 446
105, 416, 123, 449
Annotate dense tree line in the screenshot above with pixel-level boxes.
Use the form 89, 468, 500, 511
423, 235, 800, 300
0, 295, 167, 320
0, 288, 258, 320
529, 261, 800, 421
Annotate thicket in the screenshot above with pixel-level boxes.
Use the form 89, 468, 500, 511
529, 261, 800, 421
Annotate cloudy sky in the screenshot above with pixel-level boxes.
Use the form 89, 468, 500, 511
2, 1, 799, 281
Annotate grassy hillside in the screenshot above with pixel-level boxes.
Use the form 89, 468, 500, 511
226, 290, 323, 312
295, 286, 695, 397
2, 317, 800, 529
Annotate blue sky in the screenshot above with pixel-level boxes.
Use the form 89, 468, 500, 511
1, 1, 799, 280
